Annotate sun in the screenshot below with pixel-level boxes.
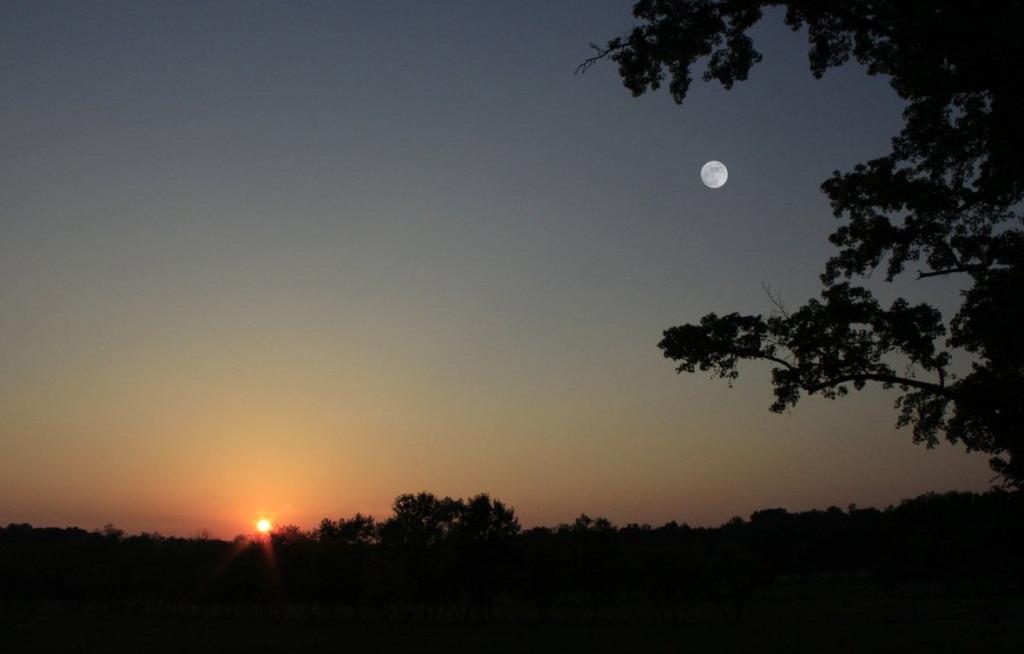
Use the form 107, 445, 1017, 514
256, 518, 271, 534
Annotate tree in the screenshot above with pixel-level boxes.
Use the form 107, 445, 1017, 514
317, 513, 378, 546
581, 0, 1024, 485
379, 493, 462, 549
454, 494, 520, 544
315, 513, 378, 621
378, 492, 464, 617
450, 494, 520, 622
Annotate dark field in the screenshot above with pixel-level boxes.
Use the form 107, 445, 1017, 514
4, 584, 1023, 654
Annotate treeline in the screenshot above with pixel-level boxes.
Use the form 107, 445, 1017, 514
1, 490, 1021, 624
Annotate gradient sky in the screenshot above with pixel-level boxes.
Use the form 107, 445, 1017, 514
0, 1, 991, 537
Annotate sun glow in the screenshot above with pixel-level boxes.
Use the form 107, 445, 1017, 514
256, 518, 271, 533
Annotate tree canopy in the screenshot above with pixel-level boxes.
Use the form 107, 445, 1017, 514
581, 0, 1024, 485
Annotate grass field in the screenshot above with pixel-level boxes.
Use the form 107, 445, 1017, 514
3, 584, 1022, 653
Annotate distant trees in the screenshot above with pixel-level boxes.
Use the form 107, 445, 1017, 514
581, 1, 1024, 485
317, 513, 376, 546
0, 490, 1020, 624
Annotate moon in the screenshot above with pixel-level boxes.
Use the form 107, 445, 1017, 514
700, 160, 728, 189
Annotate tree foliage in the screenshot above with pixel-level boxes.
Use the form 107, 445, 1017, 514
582, 0, 1024, 485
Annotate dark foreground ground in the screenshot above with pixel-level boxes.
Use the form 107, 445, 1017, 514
3, 612, 1022, 654
3, 586, 1023, 654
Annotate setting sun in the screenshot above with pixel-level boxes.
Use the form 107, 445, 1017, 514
256, 519, 271, 534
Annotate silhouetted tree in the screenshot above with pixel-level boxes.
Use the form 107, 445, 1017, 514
450, 494, 520, 622
379, 493, 462, 550
379, 493, 463, 621
581, 1, 1024, 485
639, 521, 710, 625
315, 513, 378, 621
564, 515, 623, 623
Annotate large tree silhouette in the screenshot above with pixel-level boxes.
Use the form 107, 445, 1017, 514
581, 0, 1024, 485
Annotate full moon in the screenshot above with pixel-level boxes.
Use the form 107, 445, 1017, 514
701, 160, 728, 188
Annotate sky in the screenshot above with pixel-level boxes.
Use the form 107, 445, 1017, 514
0, 1, 992, 537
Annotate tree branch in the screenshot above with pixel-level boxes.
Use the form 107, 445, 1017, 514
575, 41, 623, 75
804, 373, 947, 395
916, 267, 973, 279
763, 354, 796, 370
761, 282, 790, 317
916, 263, 996, 279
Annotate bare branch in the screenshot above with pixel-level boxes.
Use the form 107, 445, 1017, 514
761, 282, 789, 317
575, 41, 622, 75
